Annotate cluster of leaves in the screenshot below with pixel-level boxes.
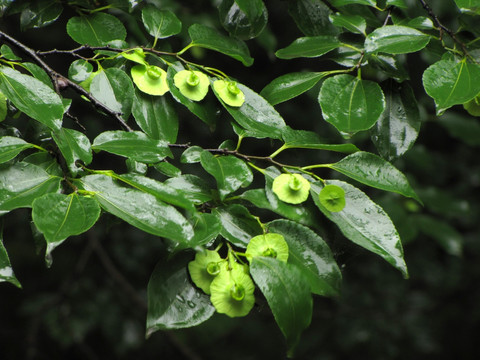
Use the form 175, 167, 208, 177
0, 0, 479, 355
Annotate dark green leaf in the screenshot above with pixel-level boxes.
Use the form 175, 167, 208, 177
415, 215, 463, 256
365, 25, 430, 54
116, 173, 195, 212
281, 127, 360, 153
213, 204, 263, 248
250, 257, 312, 355
367, 53, 409, 82
22, 63, 52, 88
66, 12, 127, 46
187, 23, 254, 66
311, 180, 408, 278
174, 213, 222, 252
52, 128, 92, 174
330, 0, 376, 6
92, 130, 171, 163
436, 112, 480, 146
260, 72, 326, 105
386, 0, 407, 8
79, 174, 194, 243
455, 0, 480, 11
164, 174, 213, 204
90, 68, 134, 118
68, 59, 94, 83
154, 162, 181, 177
147, 254, 215, 334
180, 146, 203, 164
32, 193, 100, 255
215, 82, 286, 139
329, 13, 366, 35
371, 81, 421, 160
0, 44, 21, 60
19, 0, 62, 30
0, 136, 34, 164
200, 151, 253, 200
218, 0, 268, 40
0, 162, 61, 211
276, 36, 341, 59
0, 222, 21, 288
287, 0, 338, 36
328, 151, 421, 202
0, 66, 64, 130
132, 89, 178, 143
0, 91, 6, 122
422, 59, 480, 114
268, 219, 342, 297
141, 5, 181, 40
22, 152, 62, 176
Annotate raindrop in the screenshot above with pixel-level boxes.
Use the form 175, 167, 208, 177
176, 295, 186, 303
187, 301, 196, 309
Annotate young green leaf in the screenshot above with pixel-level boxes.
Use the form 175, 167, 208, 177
250, 257, 312, 355
311, 180, 408, 278
91, 68, 134, 117
147, 254, 215, 335
0, 66, 64, 130
422, 59, 480, 114
268, 219, 342, 297
0, 224, 21, 288
66, 13, 126, 46
188, 24, 254, 66
79, 174, 194, 244
52, 128, 92, 175
0, 137, 34, 164
141, 5, 182, 40
92, 130, 172, 163
365, 25, 430, 54
32, 193, 101, 256
276, 36, 341, 59
318, 74, 385, 134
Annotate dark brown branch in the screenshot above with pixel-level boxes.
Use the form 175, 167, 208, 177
0, 30, 133, 131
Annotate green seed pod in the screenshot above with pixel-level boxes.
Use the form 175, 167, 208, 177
122, 48, 147, 65
319, 184, 346, 212
272, 173, 311, 204
213, 79, 245, 107
209, 262, 255, 318
130, 64, 169, 96
246, 233, 289, 263
188, 250, 223, 294
173, 70, 210, 101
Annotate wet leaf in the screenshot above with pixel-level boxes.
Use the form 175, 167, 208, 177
52, 128, 92, 175
0, 222, 21, 288
141, 5, 181, 40
365, 25, 430, 54
164, 174, 213, 204
66, 12, 126, 46
288, 0, 338, 36
276, 36, 341, 59
218, 0, 268, 40
0, 136, 34, 164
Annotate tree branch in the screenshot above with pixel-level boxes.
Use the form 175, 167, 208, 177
0, 30, 133, 131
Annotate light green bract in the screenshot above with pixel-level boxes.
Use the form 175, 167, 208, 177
272, 173, 311, 204
188, 250, 223, 294
319, 184, 346, 212
246, 233, 289, 263
174, 70, 210, 101
131, 64, 169, 96
122, 48, 147, 65
209, 261, 255, 317
213, 79, 245, 107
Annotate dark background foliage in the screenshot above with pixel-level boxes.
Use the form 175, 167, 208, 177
1, 0, 480, 359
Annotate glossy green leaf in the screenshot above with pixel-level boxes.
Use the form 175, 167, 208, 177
0, 66, 63, 130
318, 74, 385, 134
216, 82, 287, 139
19, 0, 62, 30
90, 68, 134, 118
52, 128, 92, 174
0, 44, 21, 61
371, 81, 420, 161
200, 151, 253, 200
218, 0, 268, 40
281, 127, 360, 153
260, 72, 326, 105
187, 24, 254, 66
415, 215, 463, 256
68, 59, 94, 83
386, 0, 407, 8
365, 25, 430, 54
32, 193, 100, 255
330, 0, 376, 6
250, 257, 312, 355
141, 5, 182, 40
422, 59, 480, 114
276, 36, 341, 59
0, 223, 21, 288
329, 13, 366, 35
287, 0, 338, 36
268, 219, 342, 297
455, 0, 480, 11
22, 63, 52, 88
164, 174, 213, 204
175, 213, 222, 251
436, 112, 480, 146
153, 162, 181, 177
328, 151, 420, 202
180, 146, 203, 164
132, 89, 178, 143
213, 204, 263, 248
166, 63, 217, 127
66, 13, 126, 46
311, 180, 408, 278
0, 136, 34, 164
367, 53, 409, 82
22, 152, 62, 176
0, 91, 6, 122
147, 254, 215, 334
92, 130, 171, 163
0, 162, 61, 211
116, 173, 195, 212
79, 174, 194, 243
